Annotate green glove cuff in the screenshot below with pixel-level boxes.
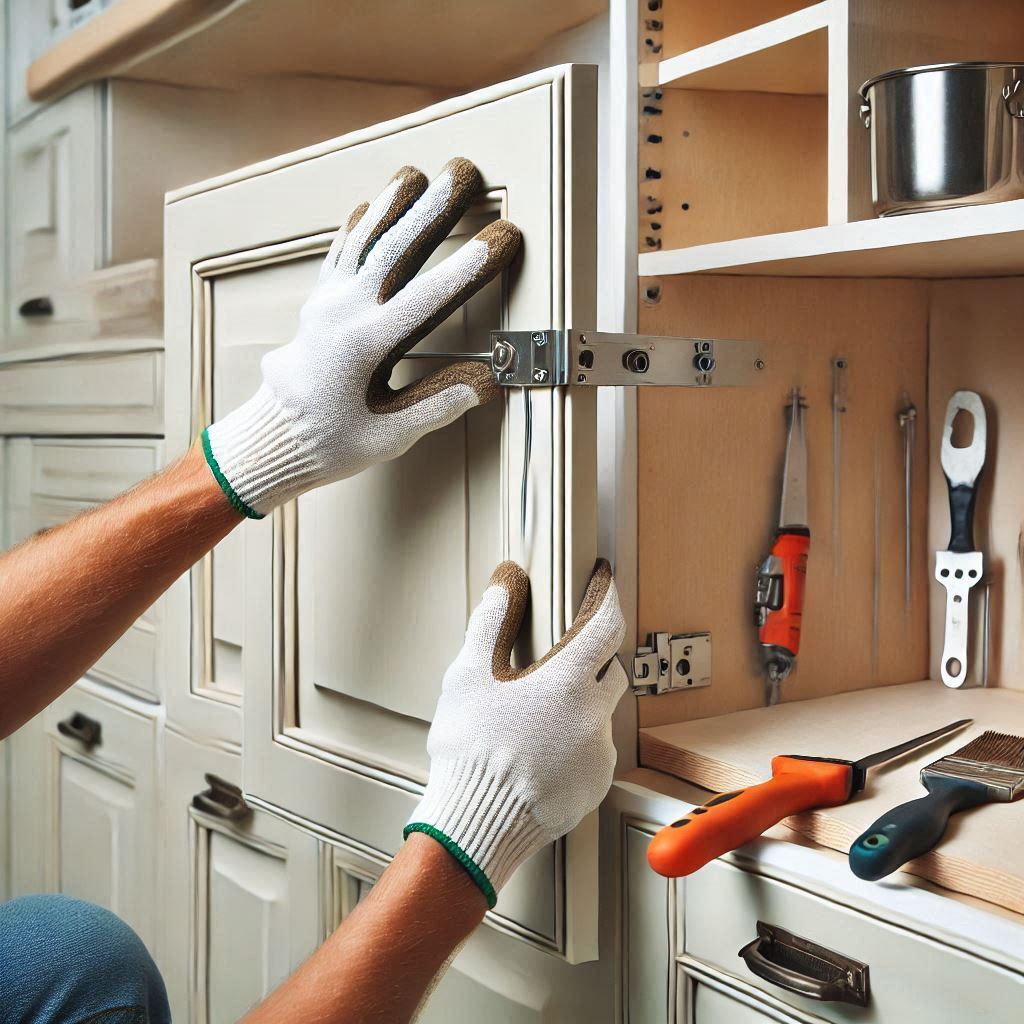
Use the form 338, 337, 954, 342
403, 822, 497, 909
201, 426, 264, 520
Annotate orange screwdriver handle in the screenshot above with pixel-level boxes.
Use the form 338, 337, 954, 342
647, 755, 853, 878
759, 529, 810, 656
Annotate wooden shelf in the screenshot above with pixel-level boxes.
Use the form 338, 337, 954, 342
639, 199, 1024, 278
646, 1, 830, 94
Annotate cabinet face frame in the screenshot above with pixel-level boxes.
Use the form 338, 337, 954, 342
164, 64, 599, 961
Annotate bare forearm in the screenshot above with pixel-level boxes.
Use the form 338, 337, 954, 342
243, 833, 486, 1024
0, 444, 240, 737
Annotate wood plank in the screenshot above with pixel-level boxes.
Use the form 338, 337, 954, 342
655, 6, 829, 94
659, 0, 818, 61
636, 275, 931, 725
928, 278, 1024, 692
643, 89, 827, 252
640, 198, 1024, 278
639, 680, 1024, 914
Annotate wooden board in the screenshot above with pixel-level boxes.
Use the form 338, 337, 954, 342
643, 89, 827, 253
639, 680, 1024, 913
659, 0, 816, 61
637, 275, 931, 726
928, 278, 1024, 692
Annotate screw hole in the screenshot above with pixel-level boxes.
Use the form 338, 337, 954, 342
681, 202, 690, 211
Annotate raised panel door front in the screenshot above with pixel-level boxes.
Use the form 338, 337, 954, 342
165, 65, 598, 961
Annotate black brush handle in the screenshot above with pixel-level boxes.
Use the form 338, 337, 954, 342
849, 776, 991, 880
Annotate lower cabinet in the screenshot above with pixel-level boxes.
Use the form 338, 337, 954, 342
39, 681, 160, 949
161, 731, 323, 1023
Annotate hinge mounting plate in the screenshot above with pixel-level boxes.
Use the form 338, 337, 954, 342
632, 631, 712, 695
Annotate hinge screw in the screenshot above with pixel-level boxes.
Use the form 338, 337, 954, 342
532, 332, 546, 346
755, 358, 766, 371
533, 369, 548, 383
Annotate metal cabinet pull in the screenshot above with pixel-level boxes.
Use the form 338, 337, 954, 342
18, 297, 54, 318
191, 774, 251, 822
738, 921, 870, 1007
57, 712, 102, 749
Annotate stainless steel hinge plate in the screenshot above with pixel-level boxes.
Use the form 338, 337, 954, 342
490, 330, 764, 387
632, 631, 711, 695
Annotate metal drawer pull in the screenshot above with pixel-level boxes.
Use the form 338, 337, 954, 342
191, 774, 251, 822
57, 712, 102, 749
738, 921, 870, 1007
18, 297, 54, 318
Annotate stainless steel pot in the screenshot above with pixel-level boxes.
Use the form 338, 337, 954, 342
859, 62, 1024, 216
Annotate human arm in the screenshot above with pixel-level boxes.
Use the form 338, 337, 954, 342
0, 158, 520, 738
245, 558, 627, 1023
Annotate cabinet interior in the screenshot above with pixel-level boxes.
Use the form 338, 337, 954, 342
636, 0, 1024, 728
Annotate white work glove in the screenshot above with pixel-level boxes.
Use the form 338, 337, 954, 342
202, 158, 520, 518
405, 559, 627, 908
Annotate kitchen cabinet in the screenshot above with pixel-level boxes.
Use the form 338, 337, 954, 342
163, 63, 601, 962
160, 731, 323, 1023
5, 438, 165, 701
40, 681, 161, 950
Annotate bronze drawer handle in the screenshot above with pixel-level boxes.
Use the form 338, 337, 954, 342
191, 773, 251, 822
57, 712, 102, 749
738, 921, 870, 1007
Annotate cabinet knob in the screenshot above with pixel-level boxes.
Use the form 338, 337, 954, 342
738, 920, 870, 1006
57, 712, 102, 749
18, 297, 54, 318
192, 773, 251, 822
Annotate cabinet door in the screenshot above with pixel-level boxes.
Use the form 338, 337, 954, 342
40, 681, 160, 950
161, 731, 323, 1023
5, 439, 164, 701
330, 839, 615, 1022
164, 66, 599, 959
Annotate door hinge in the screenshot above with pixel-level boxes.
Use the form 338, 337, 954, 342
631, 631, 711, 695
406, 330, 766, 388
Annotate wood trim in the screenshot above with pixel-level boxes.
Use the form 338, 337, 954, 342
26, 0, 242, 103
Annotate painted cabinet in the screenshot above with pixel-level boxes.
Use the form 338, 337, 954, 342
160, 731, 323, 1023
163, 65, 601, 961
5, 438, 165, 701
39, 681, 160, 950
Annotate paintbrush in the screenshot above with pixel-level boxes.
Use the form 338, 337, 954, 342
849, 730, 1024, 881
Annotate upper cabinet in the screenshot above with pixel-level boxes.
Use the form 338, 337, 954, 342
163, 64, 600, 962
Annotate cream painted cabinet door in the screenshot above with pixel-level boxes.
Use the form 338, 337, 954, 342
160, 731, 323, 1024
40, 681, 160, 950
164, 65, 599, 961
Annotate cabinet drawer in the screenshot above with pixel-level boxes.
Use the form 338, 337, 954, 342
5, 439, 165, 701
41, 682, 160, 950
0, 348, 163, 435
160, 732, 322, 1023
684, 858, 1024, 1022
7, 85, 103, 347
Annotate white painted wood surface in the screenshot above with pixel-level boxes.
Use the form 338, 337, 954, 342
164, 63, 602, 963
40, 680, 161, 951
160, 730, 322, 1024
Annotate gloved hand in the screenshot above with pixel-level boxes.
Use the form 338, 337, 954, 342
202, 158, 521, 518
405, 559, 627, 908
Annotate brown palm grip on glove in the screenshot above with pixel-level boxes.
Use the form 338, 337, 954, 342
406, 559, 627, 908
203, 157, 521, 518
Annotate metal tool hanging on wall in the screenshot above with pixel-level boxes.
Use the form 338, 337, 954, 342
936, 390, 987, 688
404, 329, 765, 388
755, 390, 810, 706
831, 358, 848, 606
898, 399, 917, 613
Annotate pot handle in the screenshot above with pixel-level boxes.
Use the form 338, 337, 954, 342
1002, 79, 1024, 119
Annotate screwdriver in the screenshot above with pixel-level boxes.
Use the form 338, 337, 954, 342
646, 719, 972, 878
755, 390, 809, 705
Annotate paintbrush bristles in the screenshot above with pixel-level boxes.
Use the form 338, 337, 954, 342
952, 731, 1024, 769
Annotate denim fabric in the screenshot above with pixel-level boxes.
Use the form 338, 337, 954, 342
0, 895, 170, 1024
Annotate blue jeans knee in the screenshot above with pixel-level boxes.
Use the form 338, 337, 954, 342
0, 894, 170, 1024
